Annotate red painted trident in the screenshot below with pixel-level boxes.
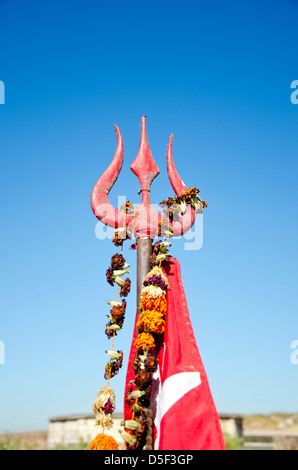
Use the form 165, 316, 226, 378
90, 116, 197, 311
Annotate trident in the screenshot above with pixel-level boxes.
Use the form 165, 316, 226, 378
90, 115, 197, 318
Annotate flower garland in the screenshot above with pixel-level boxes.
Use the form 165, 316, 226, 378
118, 186, 207, 450
89, 202, 134, 451
158, 186, 207, 237
118, 240, 172, 450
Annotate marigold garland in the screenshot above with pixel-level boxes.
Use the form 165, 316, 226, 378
89, 433, 119, 450
119, 240, 171, 450
134, 332, 156, 352
137, 310, 166, 335
140, 293, 167, 314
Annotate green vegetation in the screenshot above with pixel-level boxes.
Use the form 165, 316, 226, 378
54, 438, 89, 450
0, 434, 23, 450
223, 432, 245, 450
244, 413, 298, 432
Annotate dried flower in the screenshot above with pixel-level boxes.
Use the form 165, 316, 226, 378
110, 300, 126, 321
141, 285, 166, 299
159, 197, 176, 208
105, 322, 115, 339
159, 188, 207, 231
104, 351, 123, 379
144, 353, 158, 372
110, 253, 126, 270
119, 201, 135, 214
144, 266, 169, 282
177, 187, 200, 204
106, 300, 126, 336
106, 267, 115, 286
125, 387, 135, 407
163, 202, 181, 221
149, 253, 159, 268
103, 399, 115, 414
120, 278, 131, 297
158, 218, 173, 237
143, 275, 168, 291
140, 383, 153, 405
92, 386, 115, 414
152, 241, 160, 255
132, 356, 141, 373
113, 227, 132, 245
112, 231, 124, 247
95, 410, 114, 429
134, 413, 148, 444
135, 370, 153, 390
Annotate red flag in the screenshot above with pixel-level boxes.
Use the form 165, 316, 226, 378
124, 257, 225, 450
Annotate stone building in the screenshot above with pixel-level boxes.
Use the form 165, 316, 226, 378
48, 412, 243, 449
48, 413, 124, 449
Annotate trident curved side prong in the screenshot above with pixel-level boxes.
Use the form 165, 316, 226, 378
90, 125, 134, 229
166, 133, 188, 197
166, 134, 196, 237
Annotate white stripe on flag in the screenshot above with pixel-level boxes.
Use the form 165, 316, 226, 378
153, 371, 201, 449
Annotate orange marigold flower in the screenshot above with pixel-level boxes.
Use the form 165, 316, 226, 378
140, 293, 167, 314
134, 332, 155, 352
137, 310, 165, 335
89, 433, 118, 450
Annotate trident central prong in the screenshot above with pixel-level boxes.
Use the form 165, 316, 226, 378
130, 115, 160, 197
129, 116, 162, 239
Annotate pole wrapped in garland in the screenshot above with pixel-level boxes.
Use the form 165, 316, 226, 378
119, 240, 171, 450
119, 187, 207, 450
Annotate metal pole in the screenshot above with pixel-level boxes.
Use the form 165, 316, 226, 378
136, 238, 152, 320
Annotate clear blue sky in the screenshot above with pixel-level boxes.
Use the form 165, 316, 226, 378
0, 0, 297, 433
